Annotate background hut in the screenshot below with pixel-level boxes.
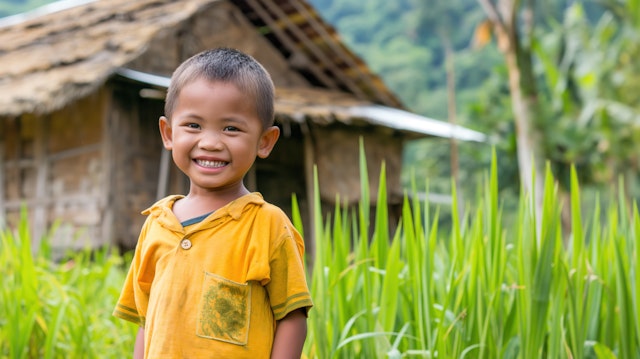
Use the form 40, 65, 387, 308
0, 0, 485, 254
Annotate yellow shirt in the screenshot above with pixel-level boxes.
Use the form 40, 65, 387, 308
114, 193, 313, 358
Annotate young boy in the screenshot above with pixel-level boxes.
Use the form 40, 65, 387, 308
113, 48, 313, 358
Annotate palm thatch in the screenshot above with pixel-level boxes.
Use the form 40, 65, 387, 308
0, 0, 403, 117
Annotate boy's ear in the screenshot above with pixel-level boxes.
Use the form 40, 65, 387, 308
159, 116, 173, 150
257, 126, 280, 159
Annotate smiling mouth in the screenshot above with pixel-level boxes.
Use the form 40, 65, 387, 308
196, 159, 228, 168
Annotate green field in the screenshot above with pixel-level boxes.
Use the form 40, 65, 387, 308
2, 154, 639, 358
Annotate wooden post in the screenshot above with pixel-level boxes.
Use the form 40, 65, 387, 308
157, 148, 171, 200
32, 116, 48, 252
245, 164, 257, 193
301, 122, 315, 263
101, 90, 115, 248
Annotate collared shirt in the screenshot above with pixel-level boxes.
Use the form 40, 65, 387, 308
114, 193, 312, 358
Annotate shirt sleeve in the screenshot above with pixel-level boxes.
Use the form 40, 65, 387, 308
266, 224, 313, 320
113, 218, 153, 326
113, 259, 144, 325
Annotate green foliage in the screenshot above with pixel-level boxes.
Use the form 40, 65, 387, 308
2, 151, 640, 357
0, 209, 137, 359
301, 148, 640, 358
309, 0, 498, 120
312, 0, 640, 210
532, 1, 640, 190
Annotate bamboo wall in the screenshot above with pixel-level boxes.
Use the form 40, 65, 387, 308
312, 123, 404, 205
106, 81, 166, 249
1, 90, 108, 254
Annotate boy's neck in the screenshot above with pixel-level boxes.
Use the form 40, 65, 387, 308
172, 185, 251, 222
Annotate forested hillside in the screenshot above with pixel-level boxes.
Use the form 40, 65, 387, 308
309, 1, 638, 207
309, 0, 499, 120
307, 0, 509, 202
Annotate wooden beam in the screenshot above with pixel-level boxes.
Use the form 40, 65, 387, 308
260, 0, 394, 104
101, 90, 115, 248
285, 0, 396, 104
1, 158, 33, 169
245, 0, 340, 90
3, 143, 101, 169
3, 193, 103, 210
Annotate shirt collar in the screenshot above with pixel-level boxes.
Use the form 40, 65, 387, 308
216, 192, 265, 220
142, 192, 265, 225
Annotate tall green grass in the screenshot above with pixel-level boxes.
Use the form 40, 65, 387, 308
0, 208, 137, 359
301, 145, 640, 358
2, 148, 639, 358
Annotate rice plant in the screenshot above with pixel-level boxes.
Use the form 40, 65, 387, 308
302, 145, 640, 358
0, 208, 137, 359
2, 146, 639, 358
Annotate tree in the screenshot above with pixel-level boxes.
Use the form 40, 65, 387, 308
418, 0, 474, 217
476, 0, 546, 215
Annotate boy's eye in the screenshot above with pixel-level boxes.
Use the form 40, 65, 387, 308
223, 126, 239, 132
186, 123, 200, 129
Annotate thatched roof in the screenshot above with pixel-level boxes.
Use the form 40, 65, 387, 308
0, 0, 403, 117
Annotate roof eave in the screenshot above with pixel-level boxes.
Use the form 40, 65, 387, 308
114, 67, 486, 142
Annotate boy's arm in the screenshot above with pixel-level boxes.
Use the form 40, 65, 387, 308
133, 327, 144, 359
271, 308, 308, 359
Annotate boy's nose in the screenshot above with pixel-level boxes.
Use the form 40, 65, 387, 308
198, 131, 224, 151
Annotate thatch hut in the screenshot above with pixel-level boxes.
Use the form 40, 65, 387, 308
0, 0, 485, 253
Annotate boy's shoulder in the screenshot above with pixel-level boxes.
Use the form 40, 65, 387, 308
234, 194, 297, 230
254, 197, 287, 215
239, 193, 290, 221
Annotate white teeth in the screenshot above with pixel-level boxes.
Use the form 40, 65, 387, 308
196, 159, 227, 168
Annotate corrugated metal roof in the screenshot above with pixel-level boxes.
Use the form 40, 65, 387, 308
344, 106, 486, 142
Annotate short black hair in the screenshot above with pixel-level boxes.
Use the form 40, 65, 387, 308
165, 48, 275, 128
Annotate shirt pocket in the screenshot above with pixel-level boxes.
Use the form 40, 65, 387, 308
196, 272, 251, 346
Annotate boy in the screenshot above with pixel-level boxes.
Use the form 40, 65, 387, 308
113, 48, 313, 358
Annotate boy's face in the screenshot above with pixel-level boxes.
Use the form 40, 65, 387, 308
159, 78, 279, 195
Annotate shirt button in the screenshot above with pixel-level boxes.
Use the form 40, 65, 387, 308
180, 239, 192, 250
